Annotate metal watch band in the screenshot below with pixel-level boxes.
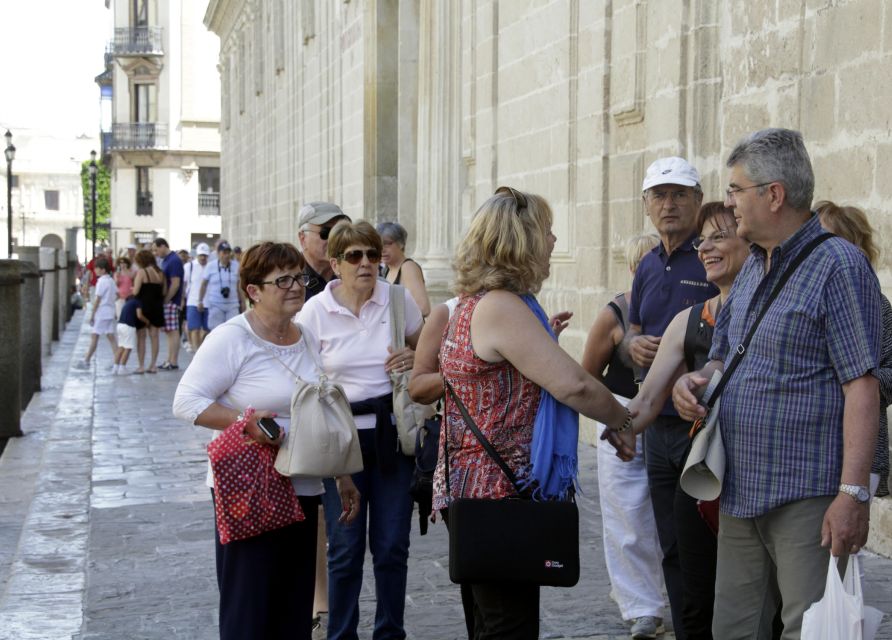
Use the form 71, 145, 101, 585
839, 483, 870, 503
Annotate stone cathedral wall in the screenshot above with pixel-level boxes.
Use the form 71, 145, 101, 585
207, 0, 892, 549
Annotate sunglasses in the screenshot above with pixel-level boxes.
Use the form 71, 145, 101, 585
339, 249, 381, 265
305, 225, 335, 240
494, 185, 528, 210
259, 273, 317, 289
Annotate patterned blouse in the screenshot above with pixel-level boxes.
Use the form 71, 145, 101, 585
432, 292, 541, 510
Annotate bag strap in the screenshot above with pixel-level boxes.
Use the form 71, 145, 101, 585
706, 232, 834, 408
683, 302, 707, 373
230, 318, 325, 381
389, 284, 407, 350
444, 378, 522, 493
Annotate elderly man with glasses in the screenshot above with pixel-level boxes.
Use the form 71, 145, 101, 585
297, 202, 351, 301
673, 128, 882, 639
617, 157, 718, 640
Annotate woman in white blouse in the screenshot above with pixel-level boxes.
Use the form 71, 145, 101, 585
173, 242, 359, 640
298, 220, 423, 640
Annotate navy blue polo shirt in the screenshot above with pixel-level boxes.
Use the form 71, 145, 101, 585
630, 234, 717, 414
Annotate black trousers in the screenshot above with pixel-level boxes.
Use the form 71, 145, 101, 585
645, 416, 717, 640
470, 582, 539, 640
213, 493, 320, 640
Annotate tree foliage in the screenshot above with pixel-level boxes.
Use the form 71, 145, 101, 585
80, 159, 111, 244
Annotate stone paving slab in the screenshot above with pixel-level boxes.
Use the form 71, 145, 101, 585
1, 310, 892, 639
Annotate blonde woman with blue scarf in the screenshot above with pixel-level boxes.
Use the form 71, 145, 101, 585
433, 186, 632, 638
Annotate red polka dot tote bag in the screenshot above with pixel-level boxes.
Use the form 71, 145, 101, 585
208, 409, 304, 544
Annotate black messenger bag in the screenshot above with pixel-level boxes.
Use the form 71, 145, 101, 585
444, 381, 580, 587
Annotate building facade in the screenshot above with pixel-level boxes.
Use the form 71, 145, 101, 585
204, 1, 892, 553
100, 0, 222, 252
0, 129, 96, 263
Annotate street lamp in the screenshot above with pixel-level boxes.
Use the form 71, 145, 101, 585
4, 129, 15, 258
89, 150, 97, 260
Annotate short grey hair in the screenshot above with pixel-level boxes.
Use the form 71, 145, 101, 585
726, 128, 814, 210
376, 221, 408, 248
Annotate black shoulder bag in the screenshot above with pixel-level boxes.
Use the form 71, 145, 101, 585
444, 380, 580, 587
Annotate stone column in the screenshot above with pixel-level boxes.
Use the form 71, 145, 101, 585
57, 250, 68, 334
0, 261, 23, 437
415, 0, 463, 299
39, 248, 57, 357
19, 260, 42, 409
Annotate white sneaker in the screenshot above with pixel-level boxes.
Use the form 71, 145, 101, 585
631, 616, 664, 639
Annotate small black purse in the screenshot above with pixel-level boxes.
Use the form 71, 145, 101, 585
444, 381, 580, 587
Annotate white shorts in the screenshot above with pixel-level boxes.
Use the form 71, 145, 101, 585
92, 317, 117, 335
116, 323, 137, 349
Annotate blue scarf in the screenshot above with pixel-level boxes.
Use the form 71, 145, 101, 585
519, 295, 580, 500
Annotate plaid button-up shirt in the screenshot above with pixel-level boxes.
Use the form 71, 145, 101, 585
709, 215, 881, 518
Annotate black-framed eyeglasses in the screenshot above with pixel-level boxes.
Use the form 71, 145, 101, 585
259, 273, 316, 289
495, 185, 528, 210
304, 225, 335, 240
339, 249, 381, 265
692, 231, 730, 251
725, 182, 774, 199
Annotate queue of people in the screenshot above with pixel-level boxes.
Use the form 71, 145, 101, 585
168, 126, 887, 640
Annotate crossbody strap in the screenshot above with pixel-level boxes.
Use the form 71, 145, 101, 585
231, 319, 325, 381
706, 232, 834, 407
444, 378, 522, 493
389, 284, 407, 350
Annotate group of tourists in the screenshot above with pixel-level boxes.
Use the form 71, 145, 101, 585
170, 127, 886, 640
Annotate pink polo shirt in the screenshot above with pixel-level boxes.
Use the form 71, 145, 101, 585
297, 280, 424, 429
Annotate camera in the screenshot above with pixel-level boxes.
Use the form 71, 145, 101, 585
220, 287, 230, 299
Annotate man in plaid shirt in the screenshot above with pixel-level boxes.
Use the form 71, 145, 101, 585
673, 128, 882, 639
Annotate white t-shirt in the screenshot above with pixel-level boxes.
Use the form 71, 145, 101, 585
94, 274, 117, 322
297, 280, 424, 429
184, 260, 207, 306
172, 313, 323, 495
202, 260, 239, 307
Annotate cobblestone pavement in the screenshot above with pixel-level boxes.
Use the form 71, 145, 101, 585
1, 310, 891, 639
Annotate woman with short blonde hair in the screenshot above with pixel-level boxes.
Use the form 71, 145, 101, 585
435, 186, 632, 637
452, 188, 554, 295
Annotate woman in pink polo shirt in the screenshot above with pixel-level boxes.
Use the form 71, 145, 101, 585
298, 220, 423, 640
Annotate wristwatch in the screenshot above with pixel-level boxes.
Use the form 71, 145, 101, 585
839, 483, 870, 504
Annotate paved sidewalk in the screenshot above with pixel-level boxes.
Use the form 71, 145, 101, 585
0, 310, 891, 639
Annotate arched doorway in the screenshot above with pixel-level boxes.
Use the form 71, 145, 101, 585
40, 234, 64, 250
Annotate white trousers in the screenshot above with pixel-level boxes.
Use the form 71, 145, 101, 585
596, 395, 665, 621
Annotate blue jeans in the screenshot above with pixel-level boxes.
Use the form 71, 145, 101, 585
322, 428, 414, 640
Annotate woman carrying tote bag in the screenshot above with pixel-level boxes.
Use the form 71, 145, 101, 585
173, 242, 359, 640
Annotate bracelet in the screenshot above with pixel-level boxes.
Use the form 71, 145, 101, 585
612, 407, 633, 433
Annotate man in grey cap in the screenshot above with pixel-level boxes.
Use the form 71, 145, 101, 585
297, 201, 351, 300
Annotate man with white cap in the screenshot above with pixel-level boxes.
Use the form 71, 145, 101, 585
297, 202, 351, 301
619, 157, 717, 640
184, 242, 211, 350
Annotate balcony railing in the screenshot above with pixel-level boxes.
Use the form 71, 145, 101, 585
110, 27, 163, 56
137, 191, 153, 217
108, 123, 167, 151
198, 192, 221, 216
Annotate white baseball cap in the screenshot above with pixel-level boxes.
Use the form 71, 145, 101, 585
196, 243, 211, 256
642, 157, 701, 192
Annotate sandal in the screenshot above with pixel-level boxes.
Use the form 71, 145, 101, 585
133, 369, 145, 375
147, 368, 158, 374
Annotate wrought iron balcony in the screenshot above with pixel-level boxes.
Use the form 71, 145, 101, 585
137, 191, 153, 217
108, 123, 167, 151
110, 27, 163, 56
198, 192, 221, 216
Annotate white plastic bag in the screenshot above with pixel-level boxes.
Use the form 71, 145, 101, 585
801, 554, 883, 640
